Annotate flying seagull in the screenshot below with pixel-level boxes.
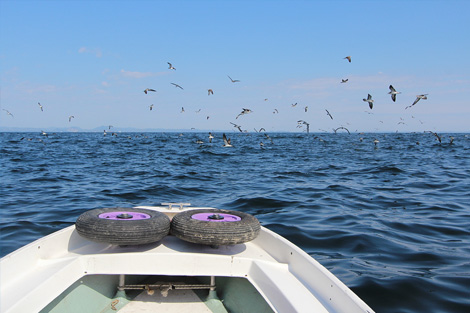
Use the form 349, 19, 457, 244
273, 109, 279, 114
68, 115, 74, 122
304, 106, 308, 112
149, 104, 154, 111
222, 133, 232, 147
341, 79, 349, 83
208, 89, 213, 95
344, 56, 351, 63
38, 102, 44, 111
406, 94, 428, 109
325, 109, 333, 120
230, 122, 243, 132
227, 75, 240, 83
143, 88, 156, 94
264, 133, 273, 144
333, 126, 350, 134
388, 85, 401, 102
363, 94, 374, 109
425, 131, 442, 143
171, 83, 184, 90
208, 132, 214, 143
297, 120, 310, 133
291, 102, 298, 107
236, 108, 252, 119
167, 62, 176, 70
181, 107, 185, 113
3, 109, 14, 118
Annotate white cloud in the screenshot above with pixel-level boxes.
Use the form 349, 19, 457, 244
120, 69, 156, 79
78, 47, 102, 58
18, 82, 57, 94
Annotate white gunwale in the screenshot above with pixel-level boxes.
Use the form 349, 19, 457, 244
0, 206, 374, 313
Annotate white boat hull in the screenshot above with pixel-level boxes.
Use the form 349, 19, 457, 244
0, 206, 374, 313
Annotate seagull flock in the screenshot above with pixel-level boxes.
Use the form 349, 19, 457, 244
3, 56, 435, 147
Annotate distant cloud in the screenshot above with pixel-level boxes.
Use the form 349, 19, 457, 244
288, 74, 415, 93
93, 88, 107, 95
18, 82, 57, 94
120, 69, 157, 79
288, 77, 338, 91
101, 81, 110, 87
78, 47, 102, 58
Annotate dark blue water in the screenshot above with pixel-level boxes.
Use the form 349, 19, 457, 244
1, 132, 469, 313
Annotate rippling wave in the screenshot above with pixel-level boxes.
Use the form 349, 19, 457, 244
1, 132, 470, 313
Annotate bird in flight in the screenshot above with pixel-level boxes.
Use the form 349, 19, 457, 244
208, 89, 213, 95
344, 56, 351, 63
149, 104, 154, 111
406, 94, 428, 109
236, 108, 252, 119
222, 133, 232, 147
171, 83, 183, 90
388, 85, 401, 102
333, 126, 350, 134
38, 102, 44, 111
68, 115, 74, 122
325, 109, 333, 120
208, 132, 214, 143
167, 62, 176, 70
230, 122, 243, 132
181, 107, 185, 113
144, 88, 156, 94
425, 131, 442, 143
341, 79, 349, 83
297, 120, 310, 133
3, 109, 14, 117
264, 133, 273, 144
304, 106, 308, 112
363, 94, 374, 109
291, 102, 298, 107
273, 109, 279, 114
227, 75, 240, 83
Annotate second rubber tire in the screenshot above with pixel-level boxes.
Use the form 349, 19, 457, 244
170, 209, 260, 246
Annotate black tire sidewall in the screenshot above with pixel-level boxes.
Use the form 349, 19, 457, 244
170, 209, 260, 245
76, 208, 170, 245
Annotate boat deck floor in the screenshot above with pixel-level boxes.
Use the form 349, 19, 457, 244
119, 289, 212, 313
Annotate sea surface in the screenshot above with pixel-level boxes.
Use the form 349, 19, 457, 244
1, 131, 469, 313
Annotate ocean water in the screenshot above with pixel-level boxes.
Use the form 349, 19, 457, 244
1, 131, 469, 313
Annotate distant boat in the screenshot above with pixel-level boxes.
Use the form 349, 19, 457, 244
0, 204, 374, 313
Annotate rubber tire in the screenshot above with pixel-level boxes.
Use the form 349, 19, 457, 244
171, 209, 260, 246
76, 208, 170, 245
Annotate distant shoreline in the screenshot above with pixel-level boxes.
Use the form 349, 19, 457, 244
1, 128, 468, 134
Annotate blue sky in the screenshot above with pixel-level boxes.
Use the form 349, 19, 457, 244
1, 0, 469, 132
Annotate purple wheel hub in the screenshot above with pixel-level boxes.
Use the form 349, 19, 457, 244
191, 212, 242, 222
98, 211, 151, 220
